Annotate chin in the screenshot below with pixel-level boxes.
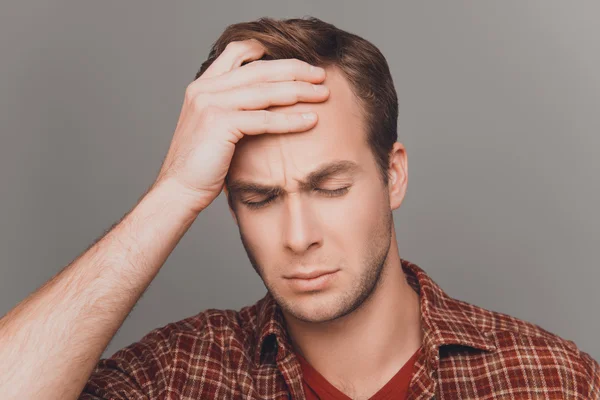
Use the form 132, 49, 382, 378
287, 305, 339, 324
274, 289, 347, 323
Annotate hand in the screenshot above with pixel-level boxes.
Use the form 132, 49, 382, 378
153, 39, 330, 213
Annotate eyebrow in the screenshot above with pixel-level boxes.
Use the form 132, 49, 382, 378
226, 160, 361, 198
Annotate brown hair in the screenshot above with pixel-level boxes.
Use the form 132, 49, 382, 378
195, 16, 398, 207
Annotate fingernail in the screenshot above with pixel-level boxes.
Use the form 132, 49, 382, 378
302, 112, 316, 120
311, 65, 325, 74
312, 84, 328, 93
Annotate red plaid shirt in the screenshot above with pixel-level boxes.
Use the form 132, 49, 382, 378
80, 259, 599, 399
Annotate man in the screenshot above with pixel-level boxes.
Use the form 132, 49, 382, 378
0, 16, 597, 400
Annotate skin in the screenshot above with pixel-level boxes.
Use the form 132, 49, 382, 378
0, 40, 335, 399
224, 65, 423, 399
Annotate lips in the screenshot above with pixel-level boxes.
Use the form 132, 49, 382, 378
285, 269, 339, 280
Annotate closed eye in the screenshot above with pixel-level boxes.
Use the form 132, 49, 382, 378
242, 187, 350, 210
314, 187, 349, 196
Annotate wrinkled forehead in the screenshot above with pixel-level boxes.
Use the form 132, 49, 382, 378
228, 66, 369, 184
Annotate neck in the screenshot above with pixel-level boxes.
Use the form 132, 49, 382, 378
283, 228, 423, 386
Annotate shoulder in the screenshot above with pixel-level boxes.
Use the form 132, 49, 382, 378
81, 299, 265, 399
453, 297, 600, 398
135, 298, 265, 356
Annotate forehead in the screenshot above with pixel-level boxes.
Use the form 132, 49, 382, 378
228, 66, 370, 185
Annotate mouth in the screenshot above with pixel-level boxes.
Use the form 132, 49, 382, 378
285, 269, 340, 280
285, 269, 340, 292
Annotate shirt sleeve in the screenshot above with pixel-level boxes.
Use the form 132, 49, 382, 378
78, 326, 177, 400
581, 350, 600, 399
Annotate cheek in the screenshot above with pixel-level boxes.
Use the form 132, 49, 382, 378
316, 188, 384, 244
239, 217, 276, 257
319, 195, 365, 229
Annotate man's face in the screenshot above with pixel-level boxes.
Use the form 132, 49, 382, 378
226, 66, 394, 324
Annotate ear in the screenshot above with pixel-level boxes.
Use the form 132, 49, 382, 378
222, 185, 239, 226
388, 142, 408, 211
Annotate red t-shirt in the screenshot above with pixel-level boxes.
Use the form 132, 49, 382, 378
297, 346, 421, 400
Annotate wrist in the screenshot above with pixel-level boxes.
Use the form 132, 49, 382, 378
149, 178, 208, 216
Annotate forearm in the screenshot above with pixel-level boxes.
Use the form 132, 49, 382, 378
0, 179, 200, 400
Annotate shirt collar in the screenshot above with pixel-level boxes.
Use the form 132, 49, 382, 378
252, 258, 497, 368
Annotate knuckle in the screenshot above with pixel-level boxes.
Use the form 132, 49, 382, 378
248, 59, 266, 71
291, 81, 309, 97
244, 38, 263, 50
224, 40, 243, 52
278, 71, 296, 81
295, 80, 312, 89
259, 110, 270, 125
290, 58, 310, 70
200, 105, 223, 125
225, 39, 258, 54
184, 84, 197, 102
281, 59, 310, 80
192, 92, 209, 111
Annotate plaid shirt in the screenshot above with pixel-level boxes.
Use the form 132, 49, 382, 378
80, 259, 599, 399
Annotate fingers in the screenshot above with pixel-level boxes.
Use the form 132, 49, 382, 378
188, 39, 329, 142
199, 39, 266, 81
199, 81, 330, 111
193, 58, 326, 94
225, 109, 319, 137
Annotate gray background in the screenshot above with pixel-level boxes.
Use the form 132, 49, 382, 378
0, 1, 598, 361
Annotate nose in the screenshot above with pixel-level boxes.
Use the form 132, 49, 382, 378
282, 194, 323, 254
